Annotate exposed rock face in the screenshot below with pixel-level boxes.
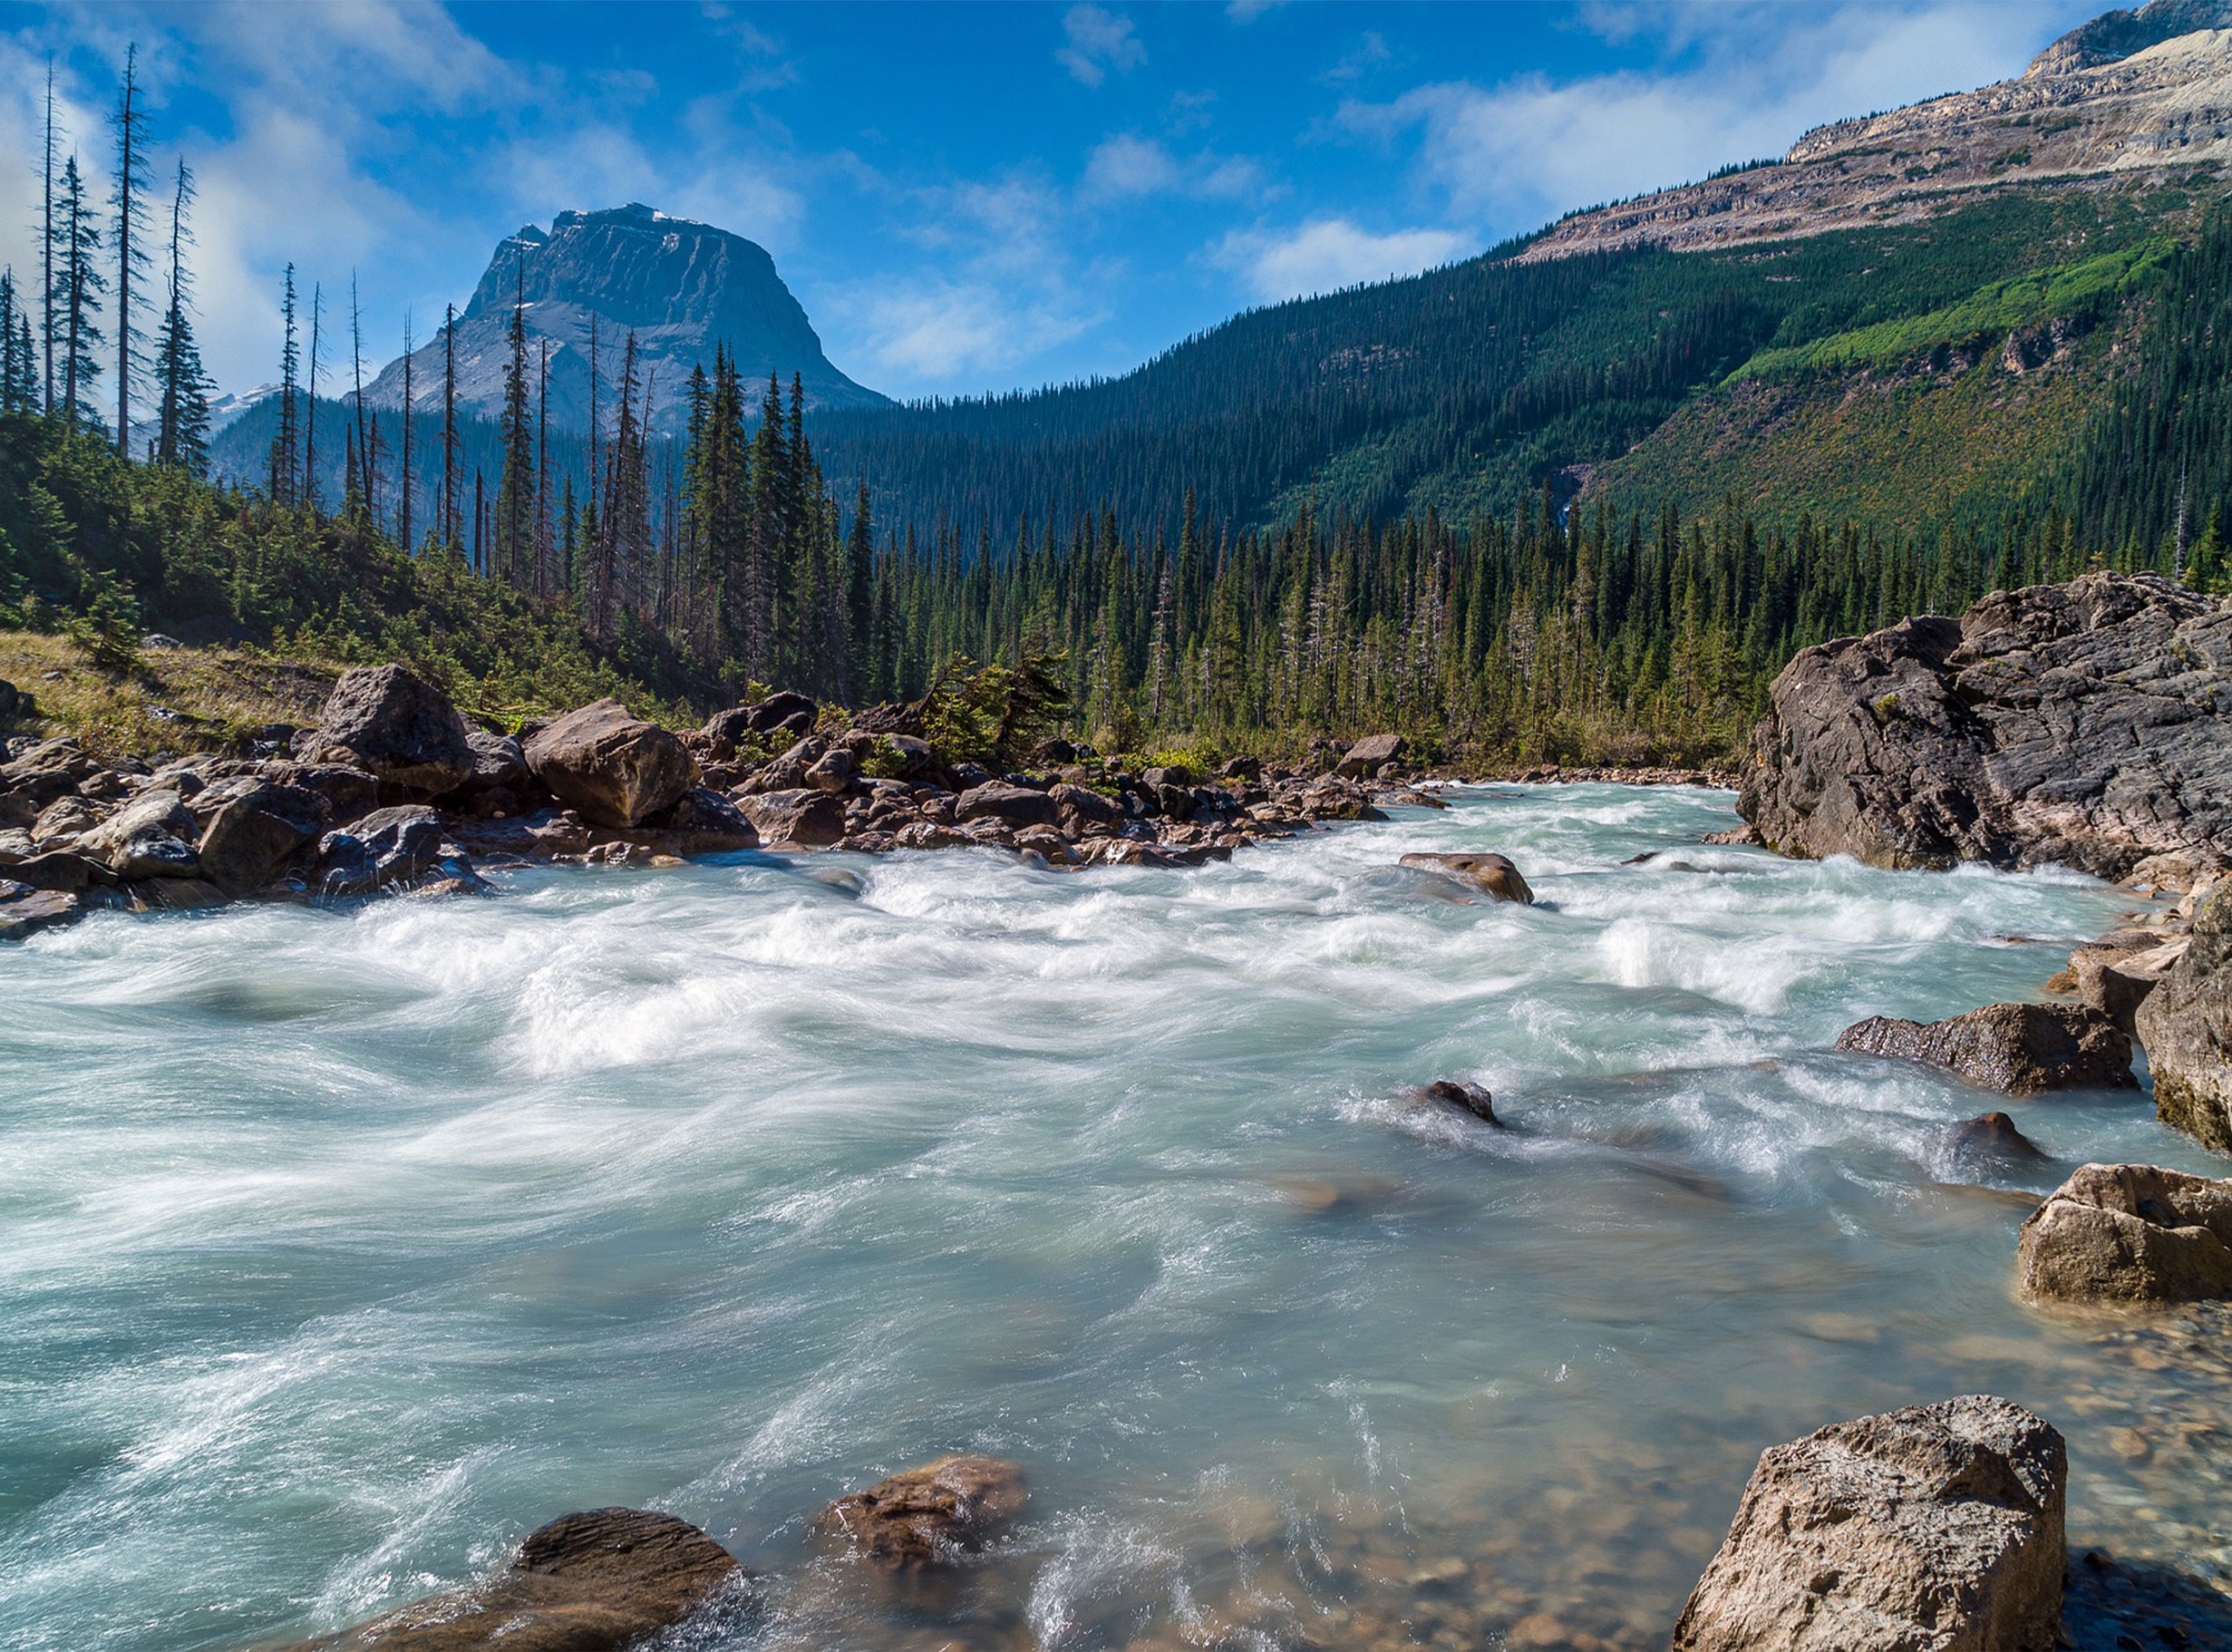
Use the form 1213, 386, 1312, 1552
309, 666, 476, 795
196, 783, 326, 892
2135, 881, 2232, 1149
362, 203, 886, 437
1741, 575, 2232, 879
1398, 851, 1536, 904
524, 700, 697, 830
1673, 1395, 2066, 1652
814, 1454, 1028, 1566
278, 1507, 742, 1651
1836, 1003, 2135, 1094
2017, 1161, 2232, 1303
316, 807, 480, 898
1521, 5, 2232, 263
2075, 936, 2188, 1033
956, 782, 1060, 829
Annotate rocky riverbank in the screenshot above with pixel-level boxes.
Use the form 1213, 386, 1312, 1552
0, 665, 1447, 943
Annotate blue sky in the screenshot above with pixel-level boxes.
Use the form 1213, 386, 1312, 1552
0, 1, 2100, 404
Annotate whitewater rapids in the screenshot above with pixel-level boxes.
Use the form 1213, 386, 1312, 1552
1, 783, 2225, 1650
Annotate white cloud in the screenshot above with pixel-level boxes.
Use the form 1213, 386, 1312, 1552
1082, 133, 1262, 202
1214, 218, 1472, 304
1343, 1, 2091, 233
1056, 5, 1147, 87
840, 282, 1098, 384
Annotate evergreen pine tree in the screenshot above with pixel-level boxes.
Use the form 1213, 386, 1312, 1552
152, 160, 212, 472
109, 42, 151, 453
53, 154, 106, 432
267, 264, 298, 505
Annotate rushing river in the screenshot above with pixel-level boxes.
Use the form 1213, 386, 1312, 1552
4, 783, 2230, 1651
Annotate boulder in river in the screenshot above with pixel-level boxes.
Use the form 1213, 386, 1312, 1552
737, 786, 847, 849
1834, 1003, 2135, 1095
813, 1453, 1028, 1565
958, 781, 1061, 830
2134, 881, 2232, 1150
316, 806, 480, 898
1411, 1079, 1499, 1125
2015, 1162, 2232, 1306
195, 782, 326, 893
1336, 733, 1403, 779
278, 1506, 742, 1651
2073, 937, 2188, 1035
0, 887, 82, 942
1945, 1111, 2047, 1170
524, 699, 697, 830
307, 665, 476, 795
1673, 1394, 2065, 1652
1738, 572, 2232, 878
1398, 851, 1534, 905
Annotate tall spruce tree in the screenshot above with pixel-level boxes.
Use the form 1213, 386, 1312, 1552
110, 42, 150, 453
398, 310, 414, 550
267, 264, 299, 505
440, 302, 460, 549
40, 62, 60, 417
53, 154, 105, 432
151, 161, 211, 471
302, 282, 321, 509
493, 257, 533, 587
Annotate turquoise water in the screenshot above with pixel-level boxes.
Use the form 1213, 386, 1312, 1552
2, 784, 2225, 1651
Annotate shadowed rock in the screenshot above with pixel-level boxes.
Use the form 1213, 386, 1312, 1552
1398, 851, 1534, 904
1410, 1079, 1499, 1125
2136, 880, 2232, 1150
813, 1454, 1027, 1566
276, 1507, 742, 1650
738, 786, 846, 849
1739, 573, 2232, 878
1673, 1394, 2065, 1652
1946, 1111, 2047, 1170
308, 665, 475, 795
1835, 1002, 2135, 1095
2016, 1162, 2232, 1305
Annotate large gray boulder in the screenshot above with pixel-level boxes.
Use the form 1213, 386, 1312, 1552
735, 787, 846, 849
277, 1507, 742, 1651
1673, 1395, 2065, 1651
523, 700, 696, 830
307, 665, 475, 795
2016, 1162, 2232, 1305
2135, 881, 2232, 1149
956, 782, 1060, 829
1740, 574, 2232, 878
195, 782, 327, 893
1835, 1003, 2134, 1095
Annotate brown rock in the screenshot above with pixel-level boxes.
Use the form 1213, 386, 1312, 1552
1398, 851, 1535, 905
524, 700, 697, 830
956, 782, 1061, 829
1834, 1003, 2134, 1095
814, 1453, 1027, 1566
277, 1507, 741, 1651
736, 787, 846, 849
74, 790, 201, 879
1945, 1112, 2046, 1169
1673, 1395, 2065, 1652
1336, 733, 1404, 779
2015, 1162, 2232, 1305
307, 665, 475, 794
0, 887, 82, 941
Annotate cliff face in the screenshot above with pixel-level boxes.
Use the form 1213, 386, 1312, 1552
1517, 1, 2232, 264
364, 203, 887, 435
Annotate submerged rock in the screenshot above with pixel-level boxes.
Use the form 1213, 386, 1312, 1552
278, 1506, 742, 1650
1834, 1003, 2135, 1095
1946, 1111, 2047, 1169
525, 700, 697, 830
1410, 1079, 1500, 1125
2016, 1162, 2232, 1305
813, 1453, 1027, 1565
2135, 881, 2232, 1150
1398, 851, 1535, 904
1673, 1394, 2065, 1652
1739, 572, 2232, 877
307, 664, 475, 795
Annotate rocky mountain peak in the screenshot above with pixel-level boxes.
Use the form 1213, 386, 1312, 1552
2025, 0, 2232, 79
365, 204, 887, 435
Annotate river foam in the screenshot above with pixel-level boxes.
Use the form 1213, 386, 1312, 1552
2, 783, 2226, 1649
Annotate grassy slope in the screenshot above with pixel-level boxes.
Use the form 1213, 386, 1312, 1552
0, 633, 343, 762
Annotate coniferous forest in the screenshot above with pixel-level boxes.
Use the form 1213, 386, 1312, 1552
8, 47, 2232, 763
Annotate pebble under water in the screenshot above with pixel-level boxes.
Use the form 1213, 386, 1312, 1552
5, 783, 2232, 1652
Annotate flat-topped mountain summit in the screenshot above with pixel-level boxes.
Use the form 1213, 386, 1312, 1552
364, 203, 887, 434
1519, 0, 2232, 262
